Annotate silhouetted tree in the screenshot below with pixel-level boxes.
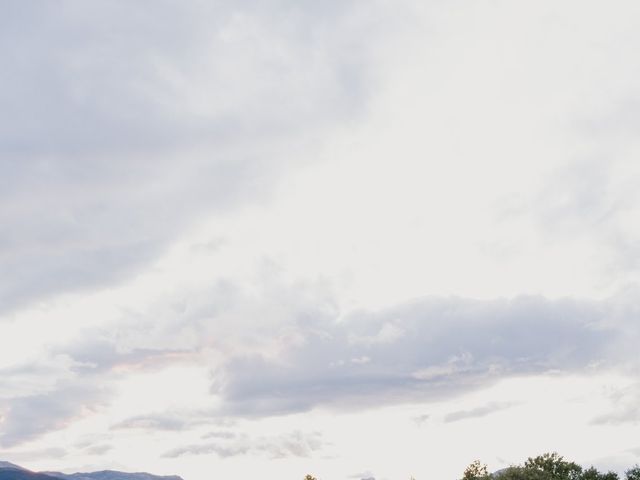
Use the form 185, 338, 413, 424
462, 460, 491, 480
460, 453, 627, 480
499, 466, 552, 480
524, 453, 582, 480
581, 466, 619, 480
626, 466, 640, 480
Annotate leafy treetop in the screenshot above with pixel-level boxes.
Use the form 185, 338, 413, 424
461, 453, 633, 480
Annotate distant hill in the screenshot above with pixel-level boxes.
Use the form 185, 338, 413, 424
0, 462, 182, 480
44, 471, 183, 480
0, 464, 25, 472
0, 468, 60, 480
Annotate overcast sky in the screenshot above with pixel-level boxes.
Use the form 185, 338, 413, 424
2, 1, 640, 479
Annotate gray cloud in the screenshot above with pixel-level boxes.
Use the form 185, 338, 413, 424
522, 142, 640, 284
162, 430, 324, 459
0, 1, 378, 155
349, 473, 375, 480
3, 3, 640, 474
59, 340, 195, 374
201, 431, 237, 440
162, 443, 249, 459
443, 401, 519, 423
0, 379, 109, 447
212, 294, 622, 417
3, 276, 635, 445
111, 415, 191, 432
0, 447, 68, 462
82, 444, 114, 456
111, 409, 238, 434
0, 342, 190, 446
591, 382, 640, 426
0, 0, 397, 316
412, 414, 430, 425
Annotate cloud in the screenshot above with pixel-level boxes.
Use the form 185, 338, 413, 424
162, 430, 324, 459
0, 340, 192, 446
111, 414, 191, 432
0, 0, 400, 316
0, 447, 69, 462
212, 294, 622, 417
162, 443, 249, 459
412, 414, 430, 425
349, 472, 375, 480
58, 339, 195, 374
3, 274, 633, 447
516, 129, 640, 287
201, 431, 237, 440
110, 408, 235, 433
0, 379, 109, 447
443, 401, 519, 423
2, 2, 640, 478
0, 1, 380, 154
0, 355, 81, 398
82, 444, 113, 456
591, 382, 640, 425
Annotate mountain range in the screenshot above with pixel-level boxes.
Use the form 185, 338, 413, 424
0, 461, 183, 480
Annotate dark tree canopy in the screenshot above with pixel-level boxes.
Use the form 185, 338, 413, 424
523, 453, 583, 480
460, 453, 626, 480
625, 466, 640, 480
463, 460, 491, 480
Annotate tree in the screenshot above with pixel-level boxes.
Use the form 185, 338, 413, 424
499, 466, 553, 480
602, 473, 620, 480
463, 460, 491, 480
524, 453, 582, 480
459, 453, 637, 480
581, 466, 619, 480
625, 466, 640, 480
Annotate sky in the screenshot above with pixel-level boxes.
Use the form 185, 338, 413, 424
1, 1, 640, 479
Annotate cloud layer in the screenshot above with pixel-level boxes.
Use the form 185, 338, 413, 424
0, 0, 397, 314
3, 2, 640, 479
214, 295, 618, 416
3, 288, 635, 448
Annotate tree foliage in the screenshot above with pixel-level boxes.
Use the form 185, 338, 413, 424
626, 466, 640, 480
461, 453, 625, 480
498, 466, 553, 480
463, 460, 492, 480
523, 452, 583, 480
581, 466, 619, 480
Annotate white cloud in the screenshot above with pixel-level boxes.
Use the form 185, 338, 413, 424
3, 1, 640, 479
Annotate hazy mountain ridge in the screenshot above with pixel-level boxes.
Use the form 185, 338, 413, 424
0, 462, 182, 480
0, 467, 61, 480
43, 471, 183, 480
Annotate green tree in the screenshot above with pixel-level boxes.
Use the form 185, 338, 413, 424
462, 460, 491, 480
459, 453, 636, 480
499, 466, 552, 480
524, 453, 582, 480
625, 466, 640, 480
581, 466, 619, 480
